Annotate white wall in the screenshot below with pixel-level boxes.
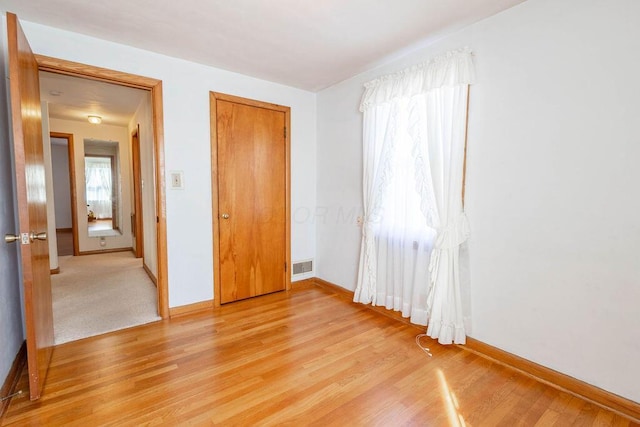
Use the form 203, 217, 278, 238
316, 0, 640, 403
129, 93, 157, 278
51, 141, 72, 228
18, 19, 317, 308
49, 118, 133, 252
0, 14, 25, 389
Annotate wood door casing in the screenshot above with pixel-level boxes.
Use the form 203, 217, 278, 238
7, 13, 55, 400
131, 126, 144, 258
49, 132, 79, 256
35, 54, 169, 319
211, 93, 291, 305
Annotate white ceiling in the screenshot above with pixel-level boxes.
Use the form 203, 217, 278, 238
4, 0, 525, 92
40, 71, 147, 127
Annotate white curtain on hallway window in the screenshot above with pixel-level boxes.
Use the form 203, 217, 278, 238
85, 157, 113, 219
354, 47, 474, 344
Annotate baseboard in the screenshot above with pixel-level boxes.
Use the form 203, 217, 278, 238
142, 262, 157, 286
463, 337, 640, 422
307, 276, 640, 422
309, 277, 424, 330
79, 247, 133, 256
169, 300, 214, 318
305, 277, 350, 296
50, 267, 60, 275
0, 341, 26, 420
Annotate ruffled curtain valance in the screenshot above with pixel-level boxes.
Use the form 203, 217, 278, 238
360, 47, 475, 112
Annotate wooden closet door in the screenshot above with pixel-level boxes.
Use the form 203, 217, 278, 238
214, 95, 289, 304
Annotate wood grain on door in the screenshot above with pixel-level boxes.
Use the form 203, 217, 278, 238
215, 97, 288, 304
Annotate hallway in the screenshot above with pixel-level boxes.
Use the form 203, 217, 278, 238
52, 252, 160, 344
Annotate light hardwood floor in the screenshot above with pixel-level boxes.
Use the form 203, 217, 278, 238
2, 282, 635, 426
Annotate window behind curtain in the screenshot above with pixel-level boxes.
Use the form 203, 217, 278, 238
85, 156, 113, 219
355, 48, 474, 340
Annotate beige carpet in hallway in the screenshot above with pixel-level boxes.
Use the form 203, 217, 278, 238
52, 251, 161, 345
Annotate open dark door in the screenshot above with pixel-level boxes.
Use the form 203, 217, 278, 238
6, 12, 55, 400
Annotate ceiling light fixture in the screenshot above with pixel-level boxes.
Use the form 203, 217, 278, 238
87, 115, 102, 124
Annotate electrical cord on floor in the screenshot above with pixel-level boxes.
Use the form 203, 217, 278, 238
415, 334, 433, 357
0, 390, 23, 402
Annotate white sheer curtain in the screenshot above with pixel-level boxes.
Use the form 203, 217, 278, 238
355, 47, 474, 344
85, 157, 113, 219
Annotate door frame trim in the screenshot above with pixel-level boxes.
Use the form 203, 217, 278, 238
209, 92, 291, 307
36, 55, 169, 318
49, 132, 79, 256
131, 125, 144, 258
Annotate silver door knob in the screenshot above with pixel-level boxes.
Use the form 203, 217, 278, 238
5, 234, 20, 243
221, 213, 230, 219
29, 231, 47, 242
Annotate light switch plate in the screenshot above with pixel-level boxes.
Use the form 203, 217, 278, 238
170, 171, 184, 189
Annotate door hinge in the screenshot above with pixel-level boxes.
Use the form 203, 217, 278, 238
284, 126, 287, 139
285, 262, 287, 272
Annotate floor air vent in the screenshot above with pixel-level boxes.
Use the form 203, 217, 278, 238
292, 260, 313, 275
